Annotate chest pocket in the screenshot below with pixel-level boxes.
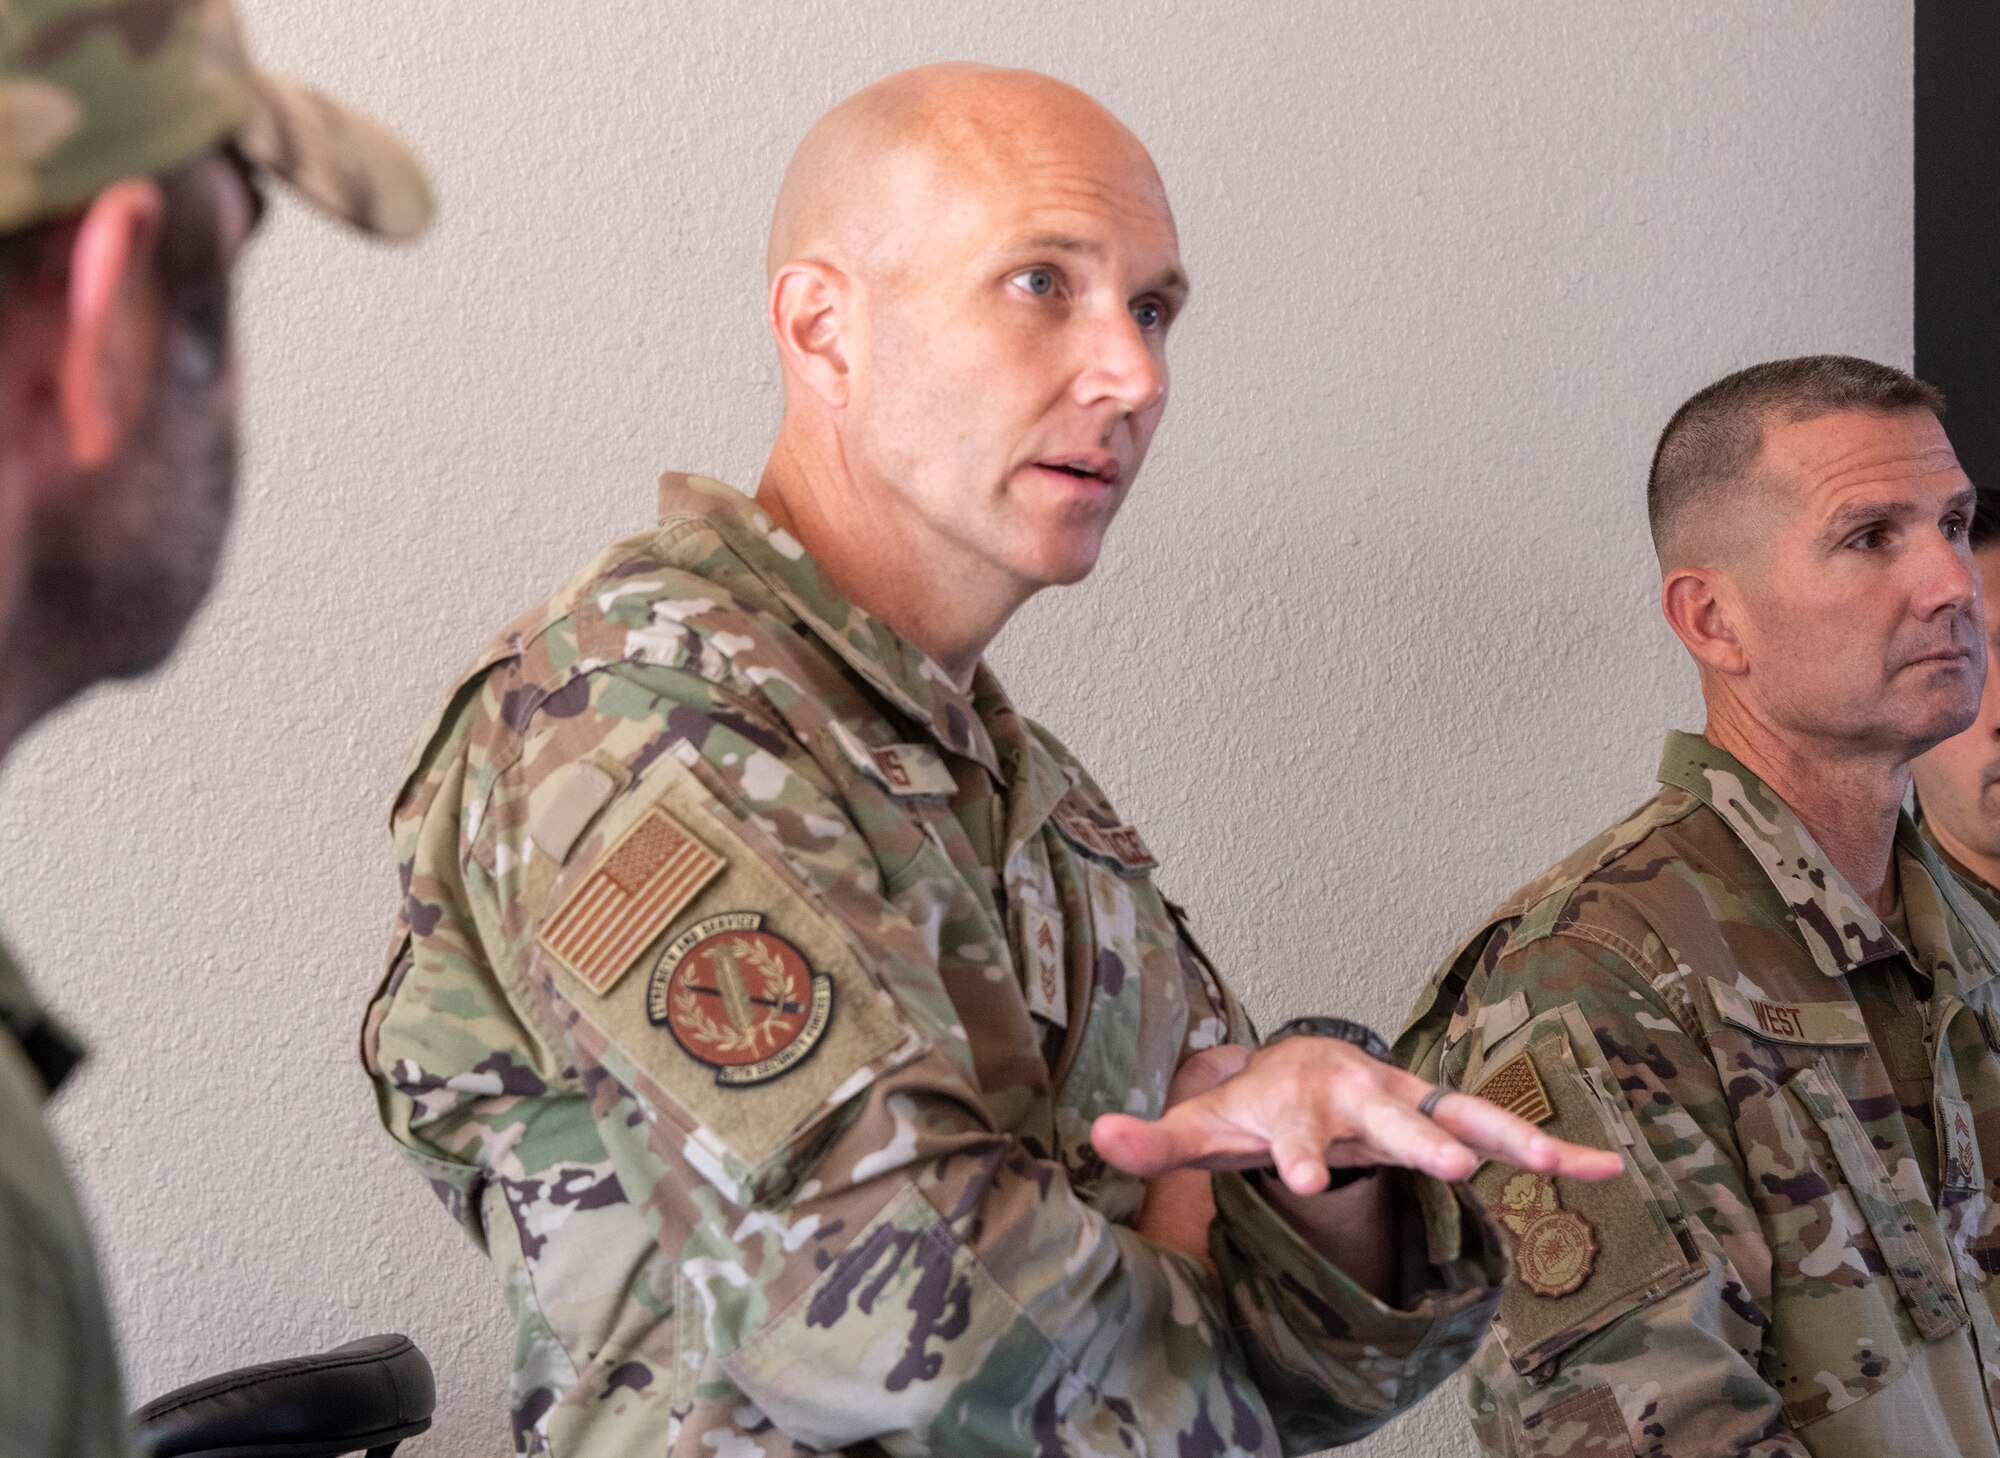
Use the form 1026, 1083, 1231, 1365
1700, 980, 1965, 1428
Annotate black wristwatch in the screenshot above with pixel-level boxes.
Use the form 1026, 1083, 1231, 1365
1258, 1015, 1391, 1191
1262, 1015, 1391, 1064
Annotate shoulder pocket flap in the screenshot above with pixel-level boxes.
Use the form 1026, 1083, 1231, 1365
1785, 1062, 1966, 1341
1469, 1005, 1702, 1379
531, 753, 925, 1200
1478, 990, 1533, 1054
1710, 983, 1868, 1047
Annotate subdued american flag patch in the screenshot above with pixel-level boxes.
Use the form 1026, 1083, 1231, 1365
1476, 1050, 1555, 1127
538, 808, 723, 995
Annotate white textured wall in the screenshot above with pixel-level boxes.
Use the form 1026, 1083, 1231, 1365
0, 3, 1909, 1455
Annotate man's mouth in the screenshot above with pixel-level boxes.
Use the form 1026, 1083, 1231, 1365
1033, 454, 1120, 486
1908, 645, 1977, 669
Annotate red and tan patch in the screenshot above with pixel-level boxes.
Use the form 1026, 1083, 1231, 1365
647, 912, 833, 1086
538, 809, 723, 994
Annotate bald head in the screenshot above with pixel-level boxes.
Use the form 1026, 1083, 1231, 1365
767, 64, 1168, 282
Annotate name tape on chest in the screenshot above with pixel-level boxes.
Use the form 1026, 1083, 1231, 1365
1710, 982, 1869, 1047
829, 721, 956, 798
1051, 803, 1157, 876
537, 807, 724, 995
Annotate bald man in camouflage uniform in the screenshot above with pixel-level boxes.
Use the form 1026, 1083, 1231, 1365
364, 64, 1618, 1458
1401, 356, 2000, 1456
0, 4, 428, 1452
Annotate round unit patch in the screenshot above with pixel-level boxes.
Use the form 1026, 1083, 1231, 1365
646, 912, 833, 1086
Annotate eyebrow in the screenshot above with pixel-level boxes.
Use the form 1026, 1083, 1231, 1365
1819, 486, 1976, 544
1005, 231, 1191, 299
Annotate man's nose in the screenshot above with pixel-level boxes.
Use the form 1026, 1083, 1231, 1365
1922, 537, 1981, 619
1073, 307, 1166, 416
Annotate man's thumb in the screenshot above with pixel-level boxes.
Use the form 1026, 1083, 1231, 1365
1090, 1111, 1182, 1176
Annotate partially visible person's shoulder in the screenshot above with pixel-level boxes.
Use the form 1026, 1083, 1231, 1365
1409, 782, 1744, 1043
391, 506, 808, 822
0, 1030, 125, 1456
1492, 785, 1713, 935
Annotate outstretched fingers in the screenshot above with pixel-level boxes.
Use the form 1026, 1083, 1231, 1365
1425, 1088, 1625, 1181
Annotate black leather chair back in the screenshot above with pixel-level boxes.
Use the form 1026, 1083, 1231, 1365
133, 1333, 435, 1458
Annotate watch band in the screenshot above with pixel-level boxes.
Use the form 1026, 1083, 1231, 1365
1261, 1014, 1391, 1063
1257, 1015, 1392, 1189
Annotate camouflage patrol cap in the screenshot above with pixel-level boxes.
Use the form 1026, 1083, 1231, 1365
0, 0, 431, 239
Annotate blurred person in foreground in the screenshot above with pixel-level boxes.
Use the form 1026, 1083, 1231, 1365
363, 62, 1617, 1458
1914, 487, 2000, 911
0, 3, 429, 1450
1401, 355, 2000, 1455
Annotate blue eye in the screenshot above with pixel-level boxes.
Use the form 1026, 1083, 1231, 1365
1015, 268, 1056, 296
1133, 300, 1163, 330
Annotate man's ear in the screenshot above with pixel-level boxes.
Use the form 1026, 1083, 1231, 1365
768, 259, 852, 409
59, 178, 165, 471
1662, 565, 1749, 676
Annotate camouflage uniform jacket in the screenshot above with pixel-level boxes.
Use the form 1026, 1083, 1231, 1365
1398, 731, 2000, 1457
363, 474, 1504, 1458
1920, 821, 2000, 924
0, 940, 130, 1456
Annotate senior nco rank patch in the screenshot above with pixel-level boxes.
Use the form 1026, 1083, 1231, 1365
1498, 1170, 1598, 1298
647, 912, 833, 1086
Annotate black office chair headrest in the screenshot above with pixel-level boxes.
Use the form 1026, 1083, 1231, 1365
133, 1332, 435, 1458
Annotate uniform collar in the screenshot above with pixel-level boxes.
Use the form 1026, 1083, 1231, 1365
1914, 815, 2000, 996
973, 669, 1078, 861
657, 473, 1000, 778
1656, 729, 1999, 985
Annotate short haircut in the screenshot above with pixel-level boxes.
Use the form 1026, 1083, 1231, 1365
0, 153, 232, 369
1647, 355, 1947, 565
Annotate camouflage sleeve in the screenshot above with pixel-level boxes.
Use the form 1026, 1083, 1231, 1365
1406, 924, 1810, 1457
1163, 901, 1509, 1452
362, 694, 668, 1448
369, 659, 1494, 1456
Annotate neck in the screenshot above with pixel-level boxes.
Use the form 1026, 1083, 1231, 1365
1702, 695, 1908, 914
755, 425, 1033, 689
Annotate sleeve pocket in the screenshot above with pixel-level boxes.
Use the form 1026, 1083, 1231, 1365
1465, 1004, 1703, 1380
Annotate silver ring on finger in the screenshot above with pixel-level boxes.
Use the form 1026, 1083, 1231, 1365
1418, 1084, 1451, 1120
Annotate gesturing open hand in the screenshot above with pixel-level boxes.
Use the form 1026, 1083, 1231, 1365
1092, 1037, 1625, 1196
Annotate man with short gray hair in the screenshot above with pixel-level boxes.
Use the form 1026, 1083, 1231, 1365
1401, 354, 2000, 1455
0, 5, 429, 1450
